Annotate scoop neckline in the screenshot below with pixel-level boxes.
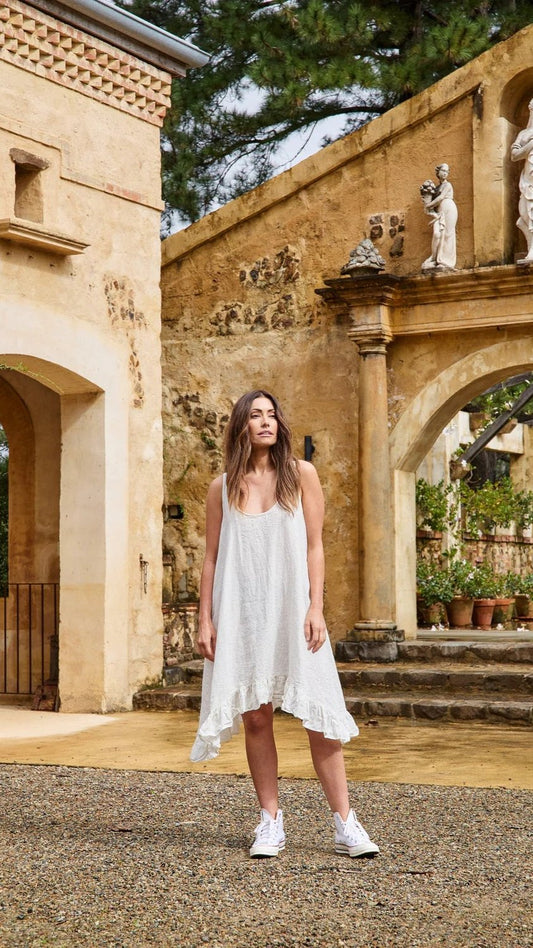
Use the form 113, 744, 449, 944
238, 502, 279, 518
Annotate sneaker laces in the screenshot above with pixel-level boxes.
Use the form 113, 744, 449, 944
254, 812, 280, 846
343, 812, 370, 845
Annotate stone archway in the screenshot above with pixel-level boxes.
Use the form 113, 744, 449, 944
319, 264, 533, 648
0, 308, 132, 710
391, 339, 533, 636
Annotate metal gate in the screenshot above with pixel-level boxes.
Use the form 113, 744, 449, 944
0, 583, 59, 695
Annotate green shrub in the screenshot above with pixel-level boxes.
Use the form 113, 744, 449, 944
416, 478, 457, 533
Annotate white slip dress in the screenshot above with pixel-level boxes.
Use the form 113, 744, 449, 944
190, 474, 359, 762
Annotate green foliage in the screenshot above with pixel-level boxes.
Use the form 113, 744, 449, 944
118, 0, 533, 225
416, 558, 453, 606
471, 561, 498, 599
415, 478, 457, 533
460, 477, 517, 534
513, 488, 533, 531
471, 378, 533, 422
444, 552, 479, 599
512, 572, 533, 597
493, 569, 520, 598
417, 551, 504, 604
200, 431, 217, 450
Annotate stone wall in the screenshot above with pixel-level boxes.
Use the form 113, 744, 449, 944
162, 263, 359, 639
0, 0, 175, 709
417, 532, 533, 574
161, 25, 533, 643
160, 89, 474, 641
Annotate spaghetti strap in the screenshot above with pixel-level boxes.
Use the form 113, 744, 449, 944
221, 472, 229, 516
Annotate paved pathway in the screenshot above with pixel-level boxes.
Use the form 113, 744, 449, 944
0, 706, 532, 789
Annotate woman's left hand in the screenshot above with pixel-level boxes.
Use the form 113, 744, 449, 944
304, 605, 327, 653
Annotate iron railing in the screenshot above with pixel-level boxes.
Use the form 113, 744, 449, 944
0, 583, 59, 695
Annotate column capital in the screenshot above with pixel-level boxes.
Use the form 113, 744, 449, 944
348, 325, 393, 355
315, 273, 397, 351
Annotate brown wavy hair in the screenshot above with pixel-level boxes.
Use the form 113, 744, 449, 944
225, 390, 300, 512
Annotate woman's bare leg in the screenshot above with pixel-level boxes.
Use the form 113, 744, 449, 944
306, 729, 350, 819
242, 703, 279, 817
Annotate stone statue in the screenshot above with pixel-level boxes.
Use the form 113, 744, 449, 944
511, 98, 533, 266
341, 238, 385, 275
420, 163, 457, 270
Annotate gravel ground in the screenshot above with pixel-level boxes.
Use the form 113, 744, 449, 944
0, 765, 531, 948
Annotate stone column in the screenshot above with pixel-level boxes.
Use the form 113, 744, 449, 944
343, 326, 404, 660
316, 273, 404, 660
354, 329, 394, 617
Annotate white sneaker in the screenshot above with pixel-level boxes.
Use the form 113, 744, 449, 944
250, 808, 286, 858
334, 809, 380, 858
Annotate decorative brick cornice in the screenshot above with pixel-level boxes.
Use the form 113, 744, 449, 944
0, 0, 172, 126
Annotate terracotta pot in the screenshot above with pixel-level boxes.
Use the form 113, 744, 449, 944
514, 594, 530, 618
472, 598, 496, 630
419, 602, 445, 626
492, 598, 515, 625
446, 597, 474, 628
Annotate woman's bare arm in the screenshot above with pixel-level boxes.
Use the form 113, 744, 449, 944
196, 476, 223, 661
299, 460, 327, 653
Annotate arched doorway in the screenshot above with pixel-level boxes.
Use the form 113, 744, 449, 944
391, 339, 533, 636
0, 370, 59, 700
0, 325, 131, 711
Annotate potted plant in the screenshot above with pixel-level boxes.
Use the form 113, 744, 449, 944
471, 562, 498, 630
416, 559, 451, 625
444, 553, 478, 628
509, 572, 533, 619
492, 570, 517, 625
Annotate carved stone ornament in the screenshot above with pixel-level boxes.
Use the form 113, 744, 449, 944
341, 238, 386, 275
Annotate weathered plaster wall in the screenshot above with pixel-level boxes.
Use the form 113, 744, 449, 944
161, 25, 533, 643
162, 288, 359, 640
160, 93, 477, 641
0, 0, 170, 708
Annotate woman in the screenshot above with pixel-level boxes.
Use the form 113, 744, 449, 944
511, 98, 533, 265
190, 390, 379, 860
421, 163, 457, 270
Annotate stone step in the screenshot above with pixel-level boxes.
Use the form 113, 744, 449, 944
168, 659, 533, 695
133, 682, 533, 725
337, 662, 533, 696
166, 659, 203, 683
135, 638, 533, 724
398, 640, 533, 665
343, 694, 533, 726
133, 682, 201, 712
336, 638, 533, 664
134, 676, 533, 726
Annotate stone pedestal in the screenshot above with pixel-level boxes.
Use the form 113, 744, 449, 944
336, 623, 405, 663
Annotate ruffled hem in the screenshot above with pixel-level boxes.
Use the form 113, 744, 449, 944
190, 675, 359, 762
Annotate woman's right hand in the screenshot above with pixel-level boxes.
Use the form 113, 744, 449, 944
196, 617, 217, 661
